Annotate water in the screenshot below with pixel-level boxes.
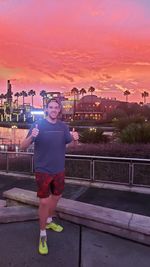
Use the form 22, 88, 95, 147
0, 126, 113, 144
0, 127, 28, 145
0, 126, 113, 152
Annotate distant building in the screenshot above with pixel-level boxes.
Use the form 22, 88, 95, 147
62, 100, 74, 120
74, 95, 119, 120
46, 91, 61, 99
42, 91, 66, 108
46, 91, 66, 101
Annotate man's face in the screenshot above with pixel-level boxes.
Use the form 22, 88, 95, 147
46, 101, 61, 120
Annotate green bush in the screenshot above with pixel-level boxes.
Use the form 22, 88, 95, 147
120, 123, 150, 144
114, 115, 145, 131
79, 128, 107, 143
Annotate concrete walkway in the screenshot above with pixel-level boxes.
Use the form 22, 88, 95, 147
1, 173, 150, 266
0, 220, 150, 267
2, 187, 150, 245
1, 173, 150, 217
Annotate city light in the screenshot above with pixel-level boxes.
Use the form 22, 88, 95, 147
31, 111, 44, 115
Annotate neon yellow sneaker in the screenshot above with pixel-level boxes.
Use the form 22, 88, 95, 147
39, 236, 48, 255
46, 221, 63, 232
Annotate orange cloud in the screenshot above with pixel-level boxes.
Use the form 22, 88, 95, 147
0, 0, 150, 104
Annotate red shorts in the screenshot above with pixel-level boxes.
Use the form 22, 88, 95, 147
35, 171, 65, 198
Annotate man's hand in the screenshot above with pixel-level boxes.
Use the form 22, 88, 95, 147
31, 124, 39, 138
20, 124, 39, 150
70, 128, 79, 141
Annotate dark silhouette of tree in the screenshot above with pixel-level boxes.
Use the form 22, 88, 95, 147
88, 86, 95, 96
0, 93, 6, 106
14, 92, 20, 108
80, 88, 86, 97
71, 87, 79, 118
20, 90, 28, 107
28, 90, 36, 107
123, 90, 130, 102
88, 86, 95, 113
40, 90, 47, 108
142, 91, 149, 104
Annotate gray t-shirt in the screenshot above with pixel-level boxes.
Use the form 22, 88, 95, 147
27, 119, 72, 174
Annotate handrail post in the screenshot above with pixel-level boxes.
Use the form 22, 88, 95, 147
129, 161, 134, 186
6, 153, 9, 173
31, 154, 34, 174
90, 159, 95, 182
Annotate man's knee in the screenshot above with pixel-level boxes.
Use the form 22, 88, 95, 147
40, 197, 49, 206
51, 194, 62, 201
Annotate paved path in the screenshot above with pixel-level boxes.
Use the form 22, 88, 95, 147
0, 220, 150, 267
1, 174, 150, 217
1, 173, 150, 266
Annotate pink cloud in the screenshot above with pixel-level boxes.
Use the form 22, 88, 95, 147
0, 0, 150, 103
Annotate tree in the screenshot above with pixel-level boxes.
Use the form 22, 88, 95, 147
0, 93, 6, 106
142, 91, 149, 104
20, 90, 28, 107
71, 87, 79, 98
88, 86, 95, 112
123, 90, 130, 102
88, 86, 95, 96
28, 89, 36, 107
80, 88, 86, 98
71, 87, 79, 118
40, 90, 47, 108
14, 92, 20, 108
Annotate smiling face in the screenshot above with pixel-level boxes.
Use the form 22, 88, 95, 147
46, 100, 61, 122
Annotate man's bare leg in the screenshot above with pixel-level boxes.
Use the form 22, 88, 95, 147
46, 194, 63, 232
48, 194, 61, 218
38, 197, 50, 255
39, 197, 51, 230
39, 195, 61, 229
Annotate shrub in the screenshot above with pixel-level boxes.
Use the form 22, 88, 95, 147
114, 115, 145, 131
120, 122, 150, 144
79, 128, 107, 143
66, 143, 150, 158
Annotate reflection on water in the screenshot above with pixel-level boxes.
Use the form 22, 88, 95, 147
0, 127, 28, 145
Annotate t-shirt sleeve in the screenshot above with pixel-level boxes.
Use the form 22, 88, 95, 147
64, 124, 73, 144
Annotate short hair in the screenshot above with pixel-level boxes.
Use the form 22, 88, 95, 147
46, 98, 61, 108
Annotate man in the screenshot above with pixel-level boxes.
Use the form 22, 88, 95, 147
20, 98, 79, 255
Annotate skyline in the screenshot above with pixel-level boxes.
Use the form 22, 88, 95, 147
0, 0, 150, 105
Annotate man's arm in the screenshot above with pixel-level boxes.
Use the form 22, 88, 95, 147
20, 124, 39, 150
20, 135, 34, 150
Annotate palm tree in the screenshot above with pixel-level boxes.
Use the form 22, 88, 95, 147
28, 89, 36, 107
80, 88, 86, 98
14, 92, 20, 108
40, 90, 47, 108
88, 86, 95, 112
139, 101, 143, 106
123, 90, 131, 102
142, 91, 149, 104
20, 90, 28, 107
88, 86, 95, 96
71, 87, 79, 118
0, 93, 6, 106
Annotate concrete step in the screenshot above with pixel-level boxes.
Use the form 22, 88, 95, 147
3, 187, 150, 245
3, 188, 38, 207
0, 199, 6, 207
0, 206, 38, 223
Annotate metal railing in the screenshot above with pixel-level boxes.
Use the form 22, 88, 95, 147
0, 151, 150, 187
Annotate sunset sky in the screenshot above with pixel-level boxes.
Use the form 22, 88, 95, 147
0, 0, 150, 106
